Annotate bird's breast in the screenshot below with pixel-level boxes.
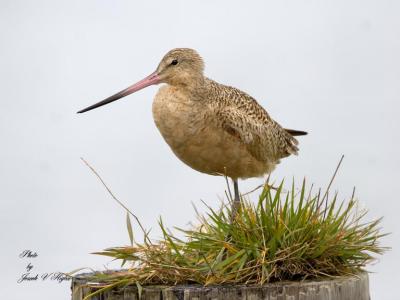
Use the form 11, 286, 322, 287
152, 85, 207, 148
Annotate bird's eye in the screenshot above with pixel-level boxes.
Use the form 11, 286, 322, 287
171, 59, 178, 66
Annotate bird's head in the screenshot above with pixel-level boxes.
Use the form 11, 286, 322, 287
77, 48, 204, 114
156, 48, 205, 87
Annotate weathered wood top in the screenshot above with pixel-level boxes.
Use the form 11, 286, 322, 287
71, 271, 369, 300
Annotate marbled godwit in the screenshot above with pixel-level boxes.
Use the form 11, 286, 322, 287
78, 48, 307, 215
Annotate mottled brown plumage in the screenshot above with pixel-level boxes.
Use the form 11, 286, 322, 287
152, 48, 306, 180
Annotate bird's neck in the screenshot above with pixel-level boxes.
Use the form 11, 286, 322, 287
170, 75, 207, 97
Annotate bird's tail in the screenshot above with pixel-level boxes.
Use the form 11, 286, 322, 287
285, 128, 308, 136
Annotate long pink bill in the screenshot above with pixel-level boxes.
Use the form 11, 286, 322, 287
77, 71, 160, 113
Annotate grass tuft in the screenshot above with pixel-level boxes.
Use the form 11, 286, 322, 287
77, 180, 386, 299
74, 158, 387, 299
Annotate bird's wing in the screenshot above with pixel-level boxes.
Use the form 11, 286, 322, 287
210, 83, 300, 161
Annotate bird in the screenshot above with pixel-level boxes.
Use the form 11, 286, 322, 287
78, 48, 307, 217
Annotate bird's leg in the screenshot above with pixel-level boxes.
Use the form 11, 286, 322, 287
224, 178, 241, 260
231, 179, 241, 220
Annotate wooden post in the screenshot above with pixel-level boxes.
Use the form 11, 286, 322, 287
71, 272, 369, 300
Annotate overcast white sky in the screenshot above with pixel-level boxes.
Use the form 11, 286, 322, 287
1, 0, 399, 299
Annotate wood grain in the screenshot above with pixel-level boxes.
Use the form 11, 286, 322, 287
71, 272, 369, 300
